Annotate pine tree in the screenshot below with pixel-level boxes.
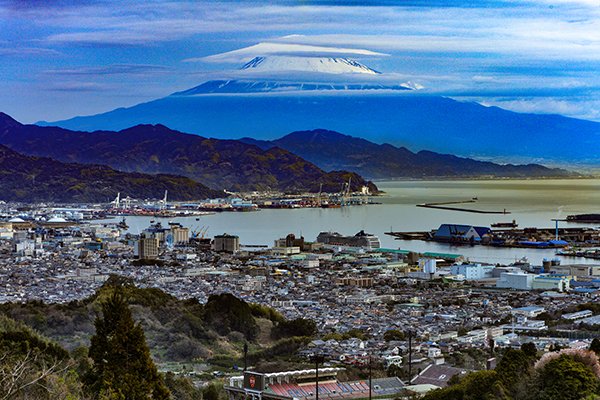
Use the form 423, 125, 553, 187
589, 338, 600, 356
87, 288, 170, 399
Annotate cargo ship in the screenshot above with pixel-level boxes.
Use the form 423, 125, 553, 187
316, 230, 381, 250
491, 220, 518, 228
566, 214, 600, 223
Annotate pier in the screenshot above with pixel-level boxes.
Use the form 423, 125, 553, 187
416, 199, 510, 214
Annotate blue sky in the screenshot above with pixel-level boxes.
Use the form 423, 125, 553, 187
1, 0, 600, 123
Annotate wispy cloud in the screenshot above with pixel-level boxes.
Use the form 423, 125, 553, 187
43, 82, 110, 92
0, 47, 62, 57
44, 64, 170, 76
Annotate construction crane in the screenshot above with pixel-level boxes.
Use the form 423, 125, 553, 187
317, 183, 323, 207
341, 177, 352, 206
111, 192, 121, 209
160, 190, 168, 210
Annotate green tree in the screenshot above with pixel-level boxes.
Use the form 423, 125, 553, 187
494, 349, 533, 397
532, 354, 599, 400
203, 293, 258, 340
421, 371, 508, 400
164, 372, 202, 400
521, 342, 538, 359
0, 315, 85, 400
383, 329, 406, 342
87, 288, 170, 399
589, 338, 600, 356
202, 383, 221, 400
272, 318, 317, 339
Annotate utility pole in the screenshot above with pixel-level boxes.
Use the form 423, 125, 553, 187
368, 353, 372, 400
311, 354, 325, 400
408, 330, 413, 381
243, 342, 248, 371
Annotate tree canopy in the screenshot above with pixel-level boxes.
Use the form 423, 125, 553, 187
87, 288, 170, 399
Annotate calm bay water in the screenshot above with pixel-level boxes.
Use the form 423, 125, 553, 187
114, 179, 600, 265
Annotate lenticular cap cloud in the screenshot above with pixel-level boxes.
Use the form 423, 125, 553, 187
189, 41, 388, 63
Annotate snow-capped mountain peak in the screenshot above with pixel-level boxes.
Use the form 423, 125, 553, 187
241, 56, 380, 75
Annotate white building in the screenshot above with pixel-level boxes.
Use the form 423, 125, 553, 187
451, 263, 494, 280
563, 310, 593, 320
532, 275, 570, 292
496, 272, 533, 290
512, 306, 545, 318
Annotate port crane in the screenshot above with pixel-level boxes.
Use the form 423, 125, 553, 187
159, 190, 168, 210
191, 226, 209, 239
340, 177, 352, 206
112, 192, 121, 209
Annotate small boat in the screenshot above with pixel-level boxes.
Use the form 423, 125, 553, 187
491, 220, 518, 228
117, 217, 129, 230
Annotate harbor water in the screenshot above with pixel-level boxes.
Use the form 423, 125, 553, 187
111, 179, 600, 265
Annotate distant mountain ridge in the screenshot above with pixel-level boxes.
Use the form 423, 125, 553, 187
240, 129, 575, 179
40, 93, 600, 164
0, 113, 375, 193
0, 144, 222, 203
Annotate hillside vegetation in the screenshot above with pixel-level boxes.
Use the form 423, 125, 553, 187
0, 113, 376, 193
0, 276, 313, 365
0, 144, 222, 202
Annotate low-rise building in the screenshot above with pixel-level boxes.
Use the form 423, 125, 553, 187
532, 275, 570, 292
451, 263, 494, 280
497, 272, 533, 290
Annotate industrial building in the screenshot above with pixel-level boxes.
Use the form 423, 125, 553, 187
433, 224, 491, 243
136, 235, 159, 260
214, 233, 240, 253
170, 223, 190, 245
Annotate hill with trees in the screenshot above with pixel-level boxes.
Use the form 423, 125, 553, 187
0, 113, 377, 193
0, 144, 222, 202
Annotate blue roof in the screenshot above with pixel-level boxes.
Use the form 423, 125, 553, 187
548, 240, 569, 245
473, 226, 492, 237
519, 241, 549, 247
574, 288, 598, 293
434, 224, 491, 238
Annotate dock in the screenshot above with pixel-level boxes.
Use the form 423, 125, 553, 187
385, 225, 599, 249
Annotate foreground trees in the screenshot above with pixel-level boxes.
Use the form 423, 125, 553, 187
87, 289, 170, 399
0, 315, 86, 400
422, 346, 600, 400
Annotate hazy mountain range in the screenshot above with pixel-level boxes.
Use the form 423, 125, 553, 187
241, 129, 574, 179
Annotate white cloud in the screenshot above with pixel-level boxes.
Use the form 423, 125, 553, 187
191, 41, 388, 63
475, 97, 600, 121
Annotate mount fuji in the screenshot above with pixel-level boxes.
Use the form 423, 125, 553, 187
40, 45, 600, 166
240, 55, 380, 75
